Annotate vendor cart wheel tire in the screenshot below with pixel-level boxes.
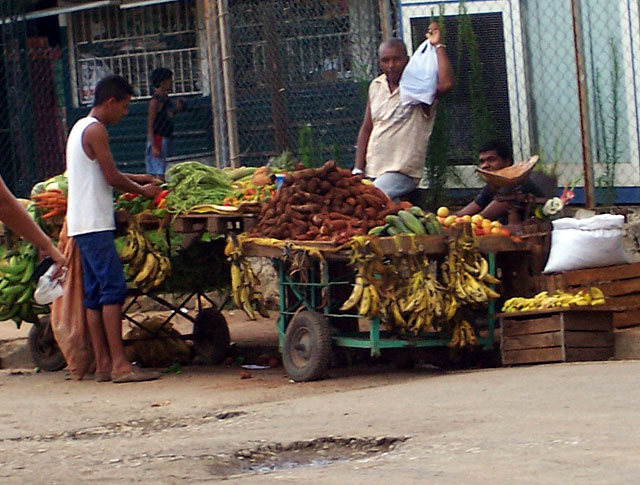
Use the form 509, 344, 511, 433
28, 316, 66, 372
283, 311, 332, 382
192, 307, 230, 365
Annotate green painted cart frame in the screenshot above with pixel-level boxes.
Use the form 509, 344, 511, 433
242, 234, 526, 381
273, 253, 497, 356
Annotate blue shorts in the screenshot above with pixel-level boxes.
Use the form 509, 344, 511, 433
145, 136, 174, 177
373, 172, 417, 201
74, 230, 127, 310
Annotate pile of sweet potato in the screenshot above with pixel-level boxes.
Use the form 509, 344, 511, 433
251, 161, 410, 244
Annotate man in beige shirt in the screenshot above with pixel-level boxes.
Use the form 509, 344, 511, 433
354, 22, 453, 200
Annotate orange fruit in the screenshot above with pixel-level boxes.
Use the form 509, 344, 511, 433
500, 228, 511, 237
444, 215, 457, 227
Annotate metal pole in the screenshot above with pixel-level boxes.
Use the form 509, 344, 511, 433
378, 0, 393, 40
217, 0, 240, 168
204, 0, 229, 168
571, 0, 595, 208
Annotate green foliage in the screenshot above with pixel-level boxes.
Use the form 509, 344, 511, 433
424, 3, 496, 207
457, 2, 495, 154
594, 38, 621, 206
297, 124, 340, 168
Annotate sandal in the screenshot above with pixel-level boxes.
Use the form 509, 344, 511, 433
95, 372, 111, 382
112, 369, 161, 384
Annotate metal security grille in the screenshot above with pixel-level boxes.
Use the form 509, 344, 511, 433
70, 1, 201, 105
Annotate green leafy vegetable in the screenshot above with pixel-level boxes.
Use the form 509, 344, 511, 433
165, 162, 232, 215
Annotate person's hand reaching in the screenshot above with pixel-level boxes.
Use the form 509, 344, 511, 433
42, 243, 67, 279
141, 183, 162, 199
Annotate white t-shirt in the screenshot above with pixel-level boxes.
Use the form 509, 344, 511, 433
66, 116, 115, 237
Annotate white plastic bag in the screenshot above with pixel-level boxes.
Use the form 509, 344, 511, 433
543, 214, 630, 273
400, 39, 438, 106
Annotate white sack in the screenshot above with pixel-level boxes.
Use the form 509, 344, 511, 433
543, 214, 629, 273
399, 39, 438, 106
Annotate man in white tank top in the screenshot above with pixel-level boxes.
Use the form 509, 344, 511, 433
67, 75, 162, 383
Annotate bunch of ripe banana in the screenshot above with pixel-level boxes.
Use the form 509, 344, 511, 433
440, 229, 500, 308
448, 319, 478, 349
394, 260, 448, 335
340, 267, 383, 318
119, 224, 171, 293
502, 287, 605, 313
225, 237, 269, 320
339, 236, 386, 318
368, 206, 445, 236
0, 242, 48, 326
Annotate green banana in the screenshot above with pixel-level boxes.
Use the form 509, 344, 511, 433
385, 215, 411, 234
398, 210, 426, 235
409, 206, 426, 218
0, 304, 21, 322
20, 259, 35, 283
0, 257, 29, 276
1, 284, 27, 305
386, 226, 399, 236
16, 284, 34, 304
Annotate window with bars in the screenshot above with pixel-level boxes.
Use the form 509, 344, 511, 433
69, 0, 202, 105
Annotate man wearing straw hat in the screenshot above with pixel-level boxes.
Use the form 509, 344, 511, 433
457, 139, 544, 225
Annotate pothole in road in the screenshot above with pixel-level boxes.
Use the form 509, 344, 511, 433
207, 436, 408, 477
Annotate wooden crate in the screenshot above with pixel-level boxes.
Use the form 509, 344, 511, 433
531, 262, 640, 329
501, 308, 613, 365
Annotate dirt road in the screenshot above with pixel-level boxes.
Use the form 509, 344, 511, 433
1, 359, 639, 484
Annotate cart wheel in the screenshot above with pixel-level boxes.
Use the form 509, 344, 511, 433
283, 311, 332, 382
192, 307, 230, 365
28, 316, 66, 372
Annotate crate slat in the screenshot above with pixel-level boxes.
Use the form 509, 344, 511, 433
501, 331, 562, 351
502, 347, 564, 365
579, 277, 640, 297
565, 347, 613, 362
563, 262, 640, 286
613, 310, 640, 329
562, 312, 613, 332
502, 315, 561, 337
564, 331, 613, 348
602, 294, 640, 309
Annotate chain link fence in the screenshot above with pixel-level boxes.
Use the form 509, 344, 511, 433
0, 0, 638, 206
400, 0, 639, 207
229, 0, 380, 168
